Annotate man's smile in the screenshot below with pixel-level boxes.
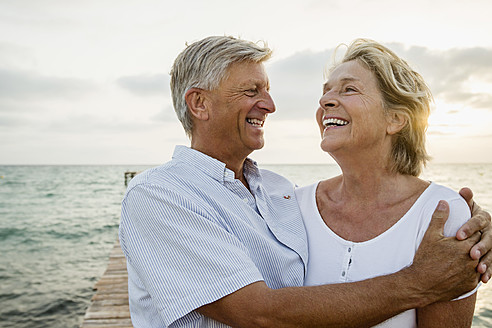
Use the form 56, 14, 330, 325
246, 118, 265, 127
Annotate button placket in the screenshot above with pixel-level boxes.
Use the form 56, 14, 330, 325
340, 244, 354, 282
227, 179, 258, 213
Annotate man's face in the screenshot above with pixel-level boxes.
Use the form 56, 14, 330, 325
205, 61, 276, 159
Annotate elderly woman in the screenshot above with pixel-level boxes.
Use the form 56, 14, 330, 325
295, 39, 478, 327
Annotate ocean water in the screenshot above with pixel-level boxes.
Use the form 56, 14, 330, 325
0, 163, 491, 327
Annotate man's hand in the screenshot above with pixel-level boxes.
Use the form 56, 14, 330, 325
410, 201, 480, 305
457, 187, 492, 283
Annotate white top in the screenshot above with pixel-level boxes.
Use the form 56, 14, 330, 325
296, 181, 477, 328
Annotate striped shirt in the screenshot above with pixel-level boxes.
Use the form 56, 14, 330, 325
119, 146, 308, 327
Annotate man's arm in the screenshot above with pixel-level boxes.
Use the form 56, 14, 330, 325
198, 201, 481, 328
458, 187, 492, 282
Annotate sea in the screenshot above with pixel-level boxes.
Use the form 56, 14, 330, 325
0, 163, 491, 327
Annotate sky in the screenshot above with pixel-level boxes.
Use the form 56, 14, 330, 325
1, 0, 492, 165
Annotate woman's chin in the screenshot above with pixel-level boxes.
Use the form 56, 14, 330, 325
320, 138, 343, 154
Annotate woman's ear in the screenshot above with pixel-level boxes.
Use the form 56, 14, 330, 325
386, 111, 407, 135
185, 88, 209, 121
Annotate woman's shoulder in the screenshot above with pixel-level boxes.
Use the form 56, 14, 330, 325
426, 182, 464, 200
295, 176, 341, 197
422, 182, 469, 212
419, 182, 471, 237
315, 176, 342, 192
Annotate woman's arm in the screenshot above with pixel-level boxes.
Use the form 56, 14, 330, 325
417, 293, 476, 328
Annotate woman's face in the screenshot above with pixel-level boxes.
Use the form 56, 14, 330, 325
316, 60, 392, 155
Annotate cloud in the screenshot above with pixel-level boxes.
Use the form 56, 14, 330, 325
109, 43, 492, 129
116, 73, 170, 96
0, 42, 32, 68
152, 104, 177, 122
265, 43, 492, 122
267, 49, 332, 120
43, 113, 160, 134
0, 68, 96, 100
0, 114, 29, 127
442, 92, 492, 109
385, 43, 492, 110
0, 99, 41, 113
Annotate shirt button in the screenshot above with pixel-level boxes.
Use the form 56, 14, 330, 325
342, 271, 346, 277
243, 198, 248, 203
348, 247, 351, 252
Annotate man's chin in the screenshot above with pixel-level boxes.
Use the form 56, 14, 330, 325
248, 139, 265, 153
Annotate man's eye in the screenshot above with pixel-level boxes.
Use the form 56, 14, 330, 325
245, 89, 257, 96
345, 86, 357, 92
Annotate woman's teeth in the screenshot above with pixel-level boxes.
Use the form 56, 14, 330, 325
323, 118, 349, 127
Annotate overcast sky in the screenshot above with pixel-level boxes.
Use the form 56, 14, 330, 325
1, 0, 492, 165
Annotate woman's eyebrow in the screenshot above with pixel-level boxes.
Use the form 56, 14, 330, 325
323, 77, 361, 91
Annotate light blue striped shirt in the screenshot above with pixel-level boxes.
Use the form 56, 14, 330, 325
119, 146, 308, 327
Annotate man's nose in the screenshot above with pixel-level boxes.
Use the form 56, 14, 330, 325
259, 91, 276, 113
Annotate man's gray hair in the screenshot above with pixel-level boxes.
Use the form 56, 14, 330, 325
170, 36, 272, 137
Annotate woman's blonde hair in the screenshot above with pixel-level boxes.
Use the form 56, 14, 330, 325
334, 38, 432, 176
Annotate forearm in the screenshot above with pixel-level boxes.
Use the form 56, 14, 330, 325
199, 269, 430, 328
269, 274, 421, 327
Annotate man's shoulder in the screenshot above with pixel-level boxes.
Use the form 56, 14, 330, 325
259, 168, 297, 199
259, 168, 295, 187
125, 160, 196, 194
127, 163, 173, 187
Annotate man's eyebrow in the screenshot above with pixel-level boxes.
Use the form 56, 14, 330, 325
239, 79, 270, 89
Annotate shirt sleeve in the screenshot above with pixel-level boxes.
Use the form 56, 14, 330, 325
120, 183, 264, 326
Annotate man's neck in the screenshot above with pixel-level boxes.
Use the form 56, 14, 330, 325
190, 143, 251, 189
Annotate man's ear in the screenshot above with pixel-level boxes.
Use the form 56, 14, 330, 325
185, 88, 209, 121
386, 111, 407, 135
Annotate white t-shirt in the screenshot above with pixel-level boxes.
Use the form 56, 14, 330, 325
296, 181, 477, 328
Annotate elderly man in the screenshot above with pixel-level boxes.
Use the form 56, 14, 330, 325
120, 36, 492, 327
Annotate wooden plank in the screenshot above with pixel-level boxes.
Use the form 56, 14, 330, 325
81, 241, 132, 327
80, 318, 133, 328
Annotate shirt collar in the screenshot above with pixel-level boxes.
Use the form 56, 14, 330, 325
172, 145, 261, 184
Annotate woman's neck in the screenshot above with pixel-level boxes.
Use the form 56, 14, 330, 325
329, 148, 402, 204
316, 150, 429, 242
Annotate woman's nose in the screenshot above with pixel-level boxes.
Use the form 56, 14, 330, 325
319, 91, 339, 109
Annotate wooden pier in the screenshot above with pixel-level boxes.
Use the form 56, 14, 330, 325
80, 240, 132, 327
124, 171, 138, 186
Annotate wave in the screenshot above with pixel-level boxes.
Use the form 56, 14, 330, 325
0, 295, 87, 328
0, 227, 26, 240
0, 180, 26, 186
